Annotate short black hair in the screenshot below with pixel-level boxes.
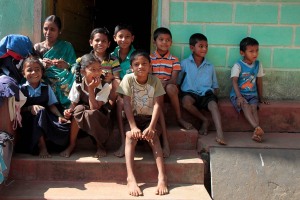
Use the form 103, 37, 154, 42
114, 23, 134, 36
240, 37, 259, 52
130, 49, 150, 65
189, 33, 207, 46
153, 27, 172, 41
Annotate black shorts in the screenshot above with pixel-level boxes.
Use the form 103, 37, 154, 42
181, 90, 218, 111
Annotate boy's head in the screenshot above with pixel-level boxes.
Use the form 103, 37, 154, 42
22, 56, 44, 86
89, 27, 111, 55
239, 37, 259, 64
153, 27, 172, 53
189, 33, 208, 57
113, 23, 135, 49
130, 49, 151, 81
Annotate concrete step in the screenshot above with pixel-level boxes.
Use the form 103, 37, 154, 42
0, 181, 211, 200
9, 149, 204, 184
165, 100, 300, 133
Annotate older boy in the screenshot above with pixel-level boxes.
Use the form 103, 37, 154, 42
178, 33, 226, 145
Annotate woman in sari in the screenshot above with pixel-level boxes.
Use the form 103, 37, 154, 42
34, 15, 76, 109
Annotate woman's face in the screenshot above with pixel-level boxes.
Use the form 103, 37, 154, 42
43, 21, 60, 44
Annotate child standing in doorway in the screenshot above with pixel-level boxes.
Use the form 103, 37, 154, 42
230, 37, 269, 143
150, 27, 193, 129
117, 49, 168, 196
111, 24, 136, 157
17, 56, 70, 158
179, 33, 226, 145
60, 53, 112, 158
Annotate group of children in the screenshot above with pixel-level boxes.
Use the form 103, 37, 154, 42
1, 14, 269, 196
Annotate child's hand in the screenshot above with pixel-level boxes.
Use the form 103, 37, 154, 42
142, 127, 156, 142
88, 77, 101, 90
130, 127, 142, 140
31, 105, 45, 115
58, 116, 68, 123
236, 97, 245, 108
63, 109, 73, 119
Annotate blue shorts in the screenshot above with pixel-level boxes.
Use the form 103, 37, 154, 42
230, 95, 258, 113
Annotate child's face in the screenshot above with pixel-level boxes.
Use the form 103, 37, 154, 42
23, 62, 43, 87
82, 62, 102, 84
89, 33, 110, 56
113, 29, 134, 50
240, 45, 259, 65
131, 55, 151, 80
43, 21, 60, 44
154, 34, 172, 53
190, 40, 208, 58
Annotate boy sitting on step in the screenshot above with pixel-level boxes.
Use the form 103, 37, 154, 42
230, 37, 269, 143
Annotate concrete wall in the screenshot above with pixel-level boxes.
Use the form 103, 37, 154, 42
164, 0, 300, 100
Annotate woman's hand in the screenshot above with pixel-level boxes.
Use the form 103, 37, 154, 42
52, 58, 69, 69
42, 58, 53, 69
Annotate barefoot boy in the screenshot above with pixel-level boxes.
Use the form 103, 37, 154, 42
179, 33, 226, 145
117, 49, 168, 196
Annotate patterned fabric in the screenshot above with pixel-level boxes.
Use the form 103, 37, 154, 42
111, 45, 135, 79
150, 50, 181, 80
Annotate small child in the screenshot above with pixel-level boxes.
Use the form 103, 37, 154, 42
17, 56, 70, 158
117, 50, 168, 196
59, 53, 112, 158
150, 27, 193, 130
111, 23, 136, 157
179, 33, 226, 145
230, 37, 269, 143
89, 27, 121, 106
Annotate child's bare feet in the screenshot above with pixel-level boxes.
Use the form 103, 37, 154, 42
177, 118, 193, 130
155, 176, 168, 195
94, 147, 107, 158
127, 178, 143, 196
114, 143, 125, 158
39, 148, 51, 158
252, 126, 264, 142
198, 119, 209, 135
60, 144, 75, 158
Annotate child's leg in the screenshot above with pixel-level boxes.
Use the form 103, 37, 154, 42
207, 101, 226, 145
148, 133, 168, 195
108, 79, 119, 107
0, 98, 16, 137
38, 135, 51, 158
94, 143, 107, 158
60, 118, 79, 157
125, 131, 143, 196
114, 97, 126, 157
250, 104, 264, 142
159, 110, 170, 158
182, 95, 209, 135
241, 103, 259, 128
166, 84, 193, 130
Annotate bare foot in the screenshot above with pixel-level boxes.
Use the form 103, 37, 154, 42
39, 148, 51, 158
94, 147, 107, 158
127, 178, 143, 196
114, 143, 125, 158
155, 176, 168, 195
198, 119, 209, 135
60, 144, 75, 158
216, 137, 227, 145
177, 118, 193, 130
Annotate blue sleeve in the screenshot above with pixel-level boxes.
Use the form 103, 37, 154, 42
47, 85, 58, 105
212, 66, 219, 89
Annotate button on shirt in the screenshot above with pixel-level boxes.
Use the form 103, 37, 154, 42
179, 54, 219, 96
22, 82, 58, 105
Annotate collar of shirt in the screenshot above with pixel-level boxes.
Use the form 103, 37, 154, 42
23, 81, 46, 97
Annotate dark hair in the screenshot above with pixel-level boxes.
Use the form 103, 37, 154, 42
114, 23, 134, 36
240, 37, 259, 52
90, 27, 110, 40
44, 15, 62, 30
153, 27, 172, 41
75, 53, 98, 83
22, 55, 45, 73
129, 49, 150, 65
189, 33, 207, 46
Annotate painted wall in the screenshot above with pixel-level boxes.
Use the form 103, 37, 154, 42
165, 0, 300, 100
0, 0, 35, 40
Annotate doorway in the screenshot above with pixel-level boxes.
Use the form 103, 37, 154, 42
46, 0, 153, 56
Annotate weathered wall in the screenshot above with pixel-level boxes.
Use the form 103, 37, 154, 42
166, 0, 300, 100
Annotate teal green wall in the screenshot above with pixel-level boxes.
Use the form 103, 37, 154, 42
167, 0, 300, 100
0, 0, 34, 40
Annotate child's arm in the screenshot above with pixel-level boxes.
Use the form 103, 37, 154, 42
231, 77, 244, 107
123, 95, 142, 140
142, 95, 164, 141
163, 70, 179, 85
64, 102, 77, 119
256, 77, 269, 104
87, 77, 104, 110
49, 104, 68, 123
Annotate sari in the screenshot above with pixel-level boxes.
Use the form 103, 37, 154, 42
35, 39, 76, 109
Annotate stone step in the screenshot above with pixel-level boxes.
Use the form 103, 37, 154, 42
165, 100, 300, 133
9, 149, 204, 184
0, 181, 211, 200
